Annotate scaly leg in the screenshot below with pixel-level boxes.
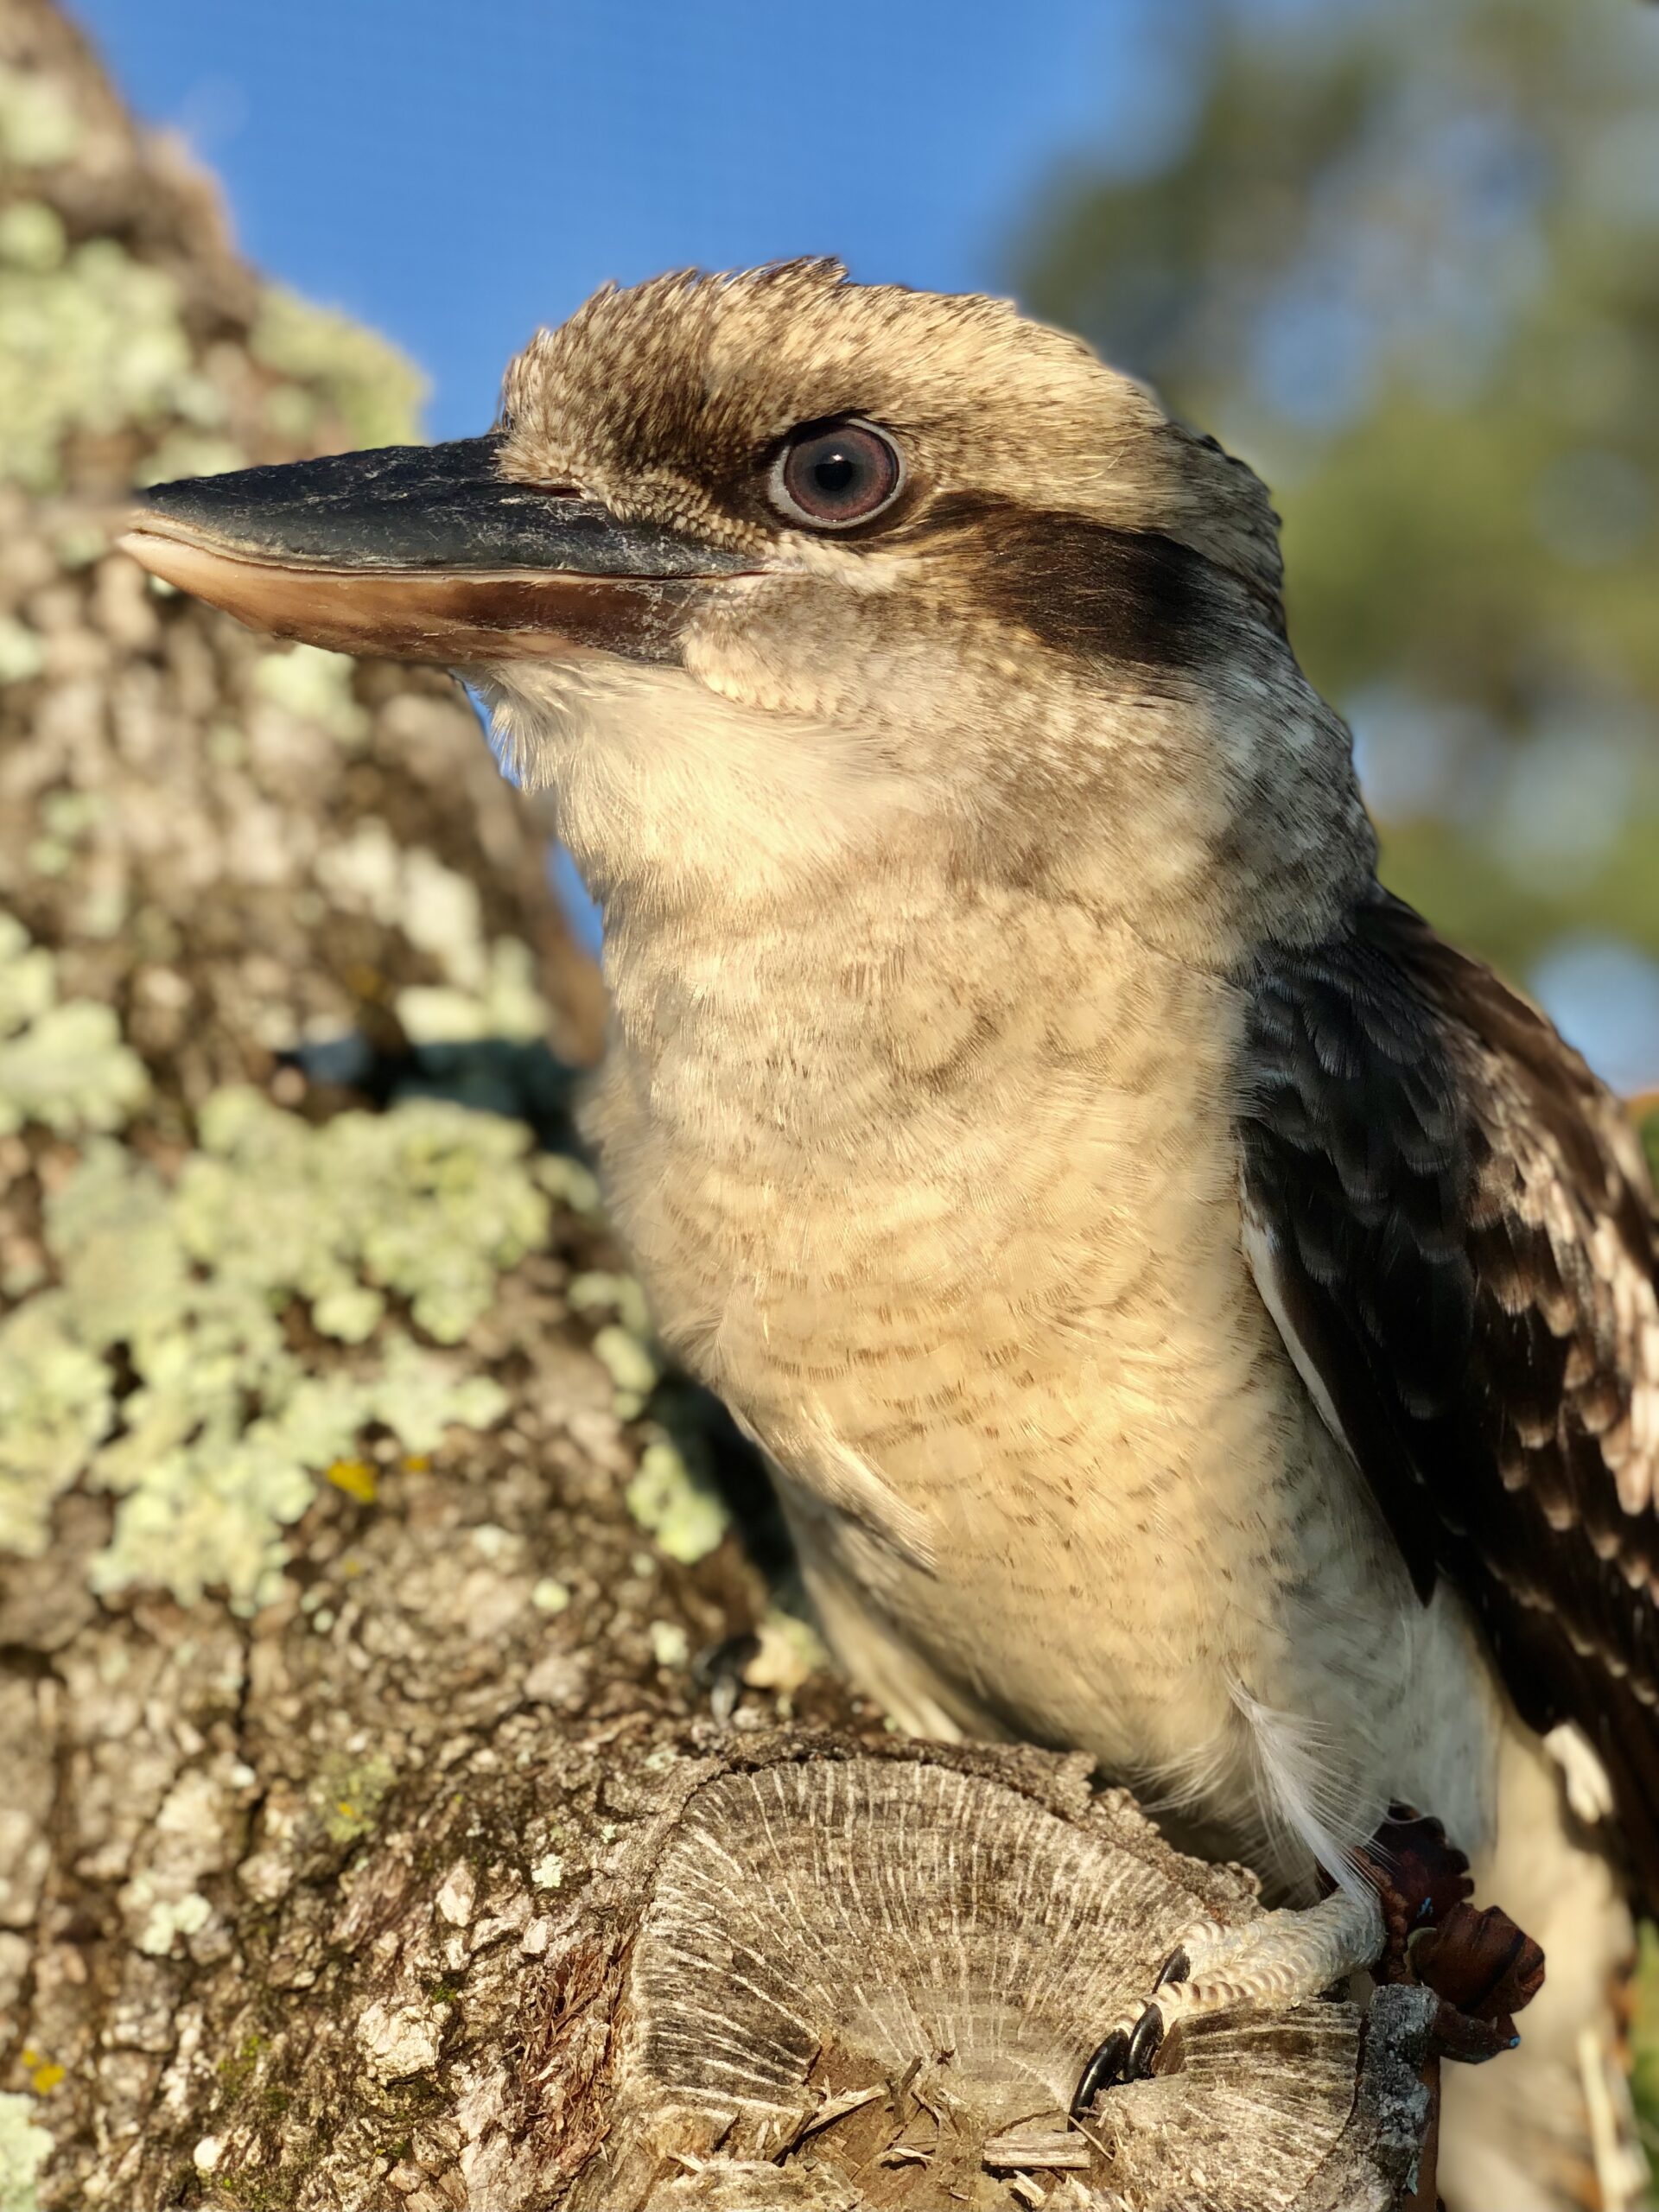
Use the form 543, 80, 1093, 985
1071, 1888, 1384, 2112
1073, 1807, 1546, 2118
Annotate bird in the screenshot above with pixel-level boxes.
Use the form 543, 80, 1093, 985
122, 259, 1659, 2211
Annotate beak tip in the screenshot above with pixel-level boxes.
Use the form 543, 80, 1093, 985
118, 526, 200, 602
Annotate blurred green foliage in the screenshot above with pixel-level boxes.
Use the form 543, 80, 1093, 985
1017, 0, 1659, 1015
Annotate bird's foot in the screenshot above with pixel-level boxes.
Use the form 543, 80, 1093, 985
1351, 1805, 1547, 2066
1071, 1806, 1546, 2119
1070, 1888, 1384, 2114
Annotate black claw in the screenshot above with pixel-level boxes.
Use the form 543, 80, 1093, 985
1071, 1999, 1169, 2117
1127, 2003, 1166, 2079
690, 1632, 759, 1723
1071, 2029, 1131, 2118
1154, 1945, 1191, 1990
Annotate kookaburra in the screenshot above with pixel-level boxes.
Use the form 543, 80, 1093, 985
124, 261, 1659, 2210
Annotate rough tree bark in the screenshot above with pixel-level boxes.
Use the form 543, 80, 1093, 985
0, 6, 1435, 2207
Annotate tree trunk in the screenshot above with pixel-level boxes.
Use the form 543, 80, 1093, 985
0, 6, 1433, 2207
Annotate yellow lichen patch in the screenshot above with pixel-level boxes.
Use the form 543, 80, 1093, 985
313, 1750, 397, 1846
324, 1459, 378, 1505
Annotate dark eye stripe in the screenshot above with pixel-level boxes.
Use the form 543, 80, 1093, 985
916, 490, 1235, 673
769, 418, 905, 531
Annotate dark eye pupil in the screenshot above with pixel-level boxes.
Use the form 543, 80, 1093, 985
812, 452, 857, 497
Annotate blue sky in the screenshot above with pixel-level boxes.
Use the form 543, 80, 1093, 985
71, 0, 1185, 441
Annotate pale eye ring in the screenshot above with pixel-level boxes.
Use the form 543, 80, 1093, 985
768, 417, 906, 531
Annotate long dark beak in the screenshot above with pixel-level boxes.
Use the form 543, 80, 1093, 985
120, 435, 749, 664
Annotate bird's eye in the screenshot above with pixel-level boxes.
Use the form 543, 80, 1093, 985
769, 418, 905, 531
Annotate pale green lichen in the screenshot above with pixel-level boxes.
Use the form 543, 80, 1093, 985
0, 1090, 538, 1604
22, 837, 68, 878
591, 1323, 658, 1405
0, 618, 46, 684
38, 790, 105, 843
0, 235, 217, 491
0, 201, 61, 274
648, 1620, 690, 1669
531, 1575, 571, 1614
249, 284, 425, 450
0, 60, 82, 168
568, 1270, 652, 1338
261, 380, 321, 443
315, 830, 543, 1039
625, 1435, 729, 1566
0, 1001, 149, 1134
530, 1849, 565, 1890
0, 101, 423, 489
250, 643, 369, 746
395, 938, 551, 1047
134, 1887, 213, 1959
400, 849, 490, 988
534, 1153, 601, 1215
53, 521, 107, 569
314, 1750, 397, 1845
0, 1304, 112, 1554
0, 916, 149, 1136
574, 1274, 662, 1415
185, 1084, 547, 1346
132, 429, 245, 488
0, 916, 53, 1027
0, 2089, 53, 2212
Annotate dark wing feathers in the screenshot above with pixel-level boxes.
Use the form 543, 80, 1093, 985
1241, 891, 1659, 1903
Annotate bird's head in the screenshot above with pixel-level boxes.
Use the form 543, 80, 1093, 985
124, 260, 1365, 942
